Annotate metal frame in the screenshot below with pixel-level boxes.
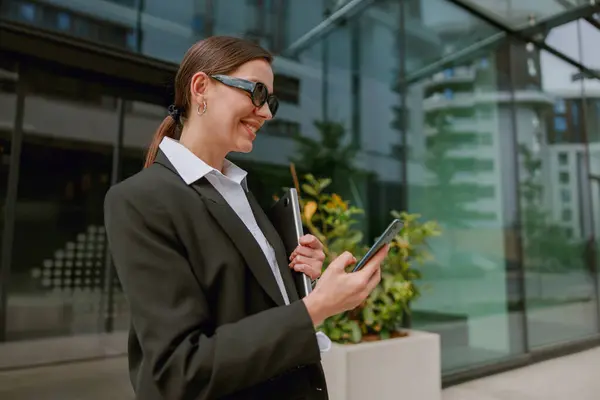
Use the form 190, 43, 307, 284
554, 0, 600, 32
280, 0, 376, 57
349, 16, 361, 148
446, 0, 600, 80
100, 98, 126, 333
0, 62, 25, 342
0, 19, 176, 93
440, 0, 600, 387
444, 334, 600, 387
505, 38, 530, 356
575, 19, 600, 332
397, 0, 408, 214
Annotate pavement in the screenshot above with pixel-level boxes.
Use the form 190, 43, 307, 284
0, 346, 598, 400
443, 346, 600, 400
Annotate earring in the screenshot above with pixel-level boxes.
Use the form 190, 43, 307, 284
197, 100, 207, 116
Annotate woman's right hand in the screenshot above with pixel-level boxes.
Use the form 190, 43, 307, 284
302, 245, 390, 326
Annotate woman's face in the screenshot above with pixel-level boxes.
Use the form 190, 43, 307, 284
191, 59, 275, 154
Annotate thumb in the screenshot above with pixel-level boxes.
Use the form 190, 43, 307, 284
356, 244, 390, 276
330, 251, 357, 271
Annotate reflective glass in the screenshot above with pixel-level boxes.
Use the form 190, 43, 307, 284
405, 0, 527, 373
108, 99, 166, 331
0, 55, 17, 326
522, 48, 599, 348
0, 0, 138, 51
403, 0, 502, 78
457, 0, 589, 29
406, 42, 529, 372
6, 66, 117, 340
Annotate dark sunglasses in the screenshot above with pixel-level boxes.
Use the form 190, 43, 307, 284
211, 74, 279, 117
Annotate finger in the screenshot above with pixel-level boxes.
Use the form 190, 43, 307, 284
299, 234, 323, 249
356, 244, 390, 277
330, 251, 357, 271
365, 265, 382, 292
289, 255, 322, 274
290, 254, 312, 267
292, 263, 321, 280
290, 245, 321, 260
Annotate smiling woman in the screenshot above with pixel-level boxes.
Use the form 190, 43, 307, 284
143, 36, 277, 170
103, 35, 389, 400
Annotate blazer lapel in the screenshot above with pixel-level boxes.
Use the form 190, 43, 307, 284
189, 179, 286, 306
246, 191, 300, 303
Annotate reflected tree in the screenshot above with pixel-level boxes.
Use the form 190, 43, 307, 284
519, 143, 585, 272
422, 111, 495, 227
290, 120, 359, 180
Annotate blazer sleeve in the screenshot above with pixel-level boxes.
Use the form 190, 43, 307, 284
104, 184, 322, 399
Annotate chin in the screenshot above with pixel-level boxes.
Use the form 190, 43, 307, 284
236, 141, 254, 153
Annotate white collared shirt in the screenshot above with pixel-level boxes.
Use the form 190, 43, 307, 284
159, 137, 331, 352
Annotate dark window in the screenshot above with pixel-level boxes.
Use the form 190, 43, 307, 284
2, 0, 134, 50
558, 152, 568, 166
264, 119, 300, 137
561, 188, 571, 202
554, 116, 567, 132
274, 74, 300, 104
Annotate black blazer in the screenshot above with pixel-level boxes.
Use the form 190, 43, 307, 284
104, 151, 328, 400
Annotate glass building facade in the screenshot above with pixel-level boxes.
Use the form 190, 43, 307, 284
1, 0, 600, 383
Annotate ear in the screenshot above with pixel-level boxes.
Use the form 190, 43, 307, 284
190, 72, 210, 104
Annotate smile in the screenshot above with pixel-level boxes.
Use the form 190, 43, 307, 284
242, 122, 260, 137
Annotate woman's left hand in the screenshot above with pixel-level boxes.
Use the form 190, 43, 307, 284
289, 234, 325, 280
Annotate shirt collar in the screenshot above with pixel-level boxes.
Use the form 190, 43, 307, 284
158, 137, 248, 188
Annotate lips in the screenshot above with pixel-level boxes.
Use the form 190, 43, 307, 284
241, 121, 260, 139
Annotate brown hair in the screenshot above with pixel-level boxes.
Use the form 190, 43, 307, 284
144, 36, 273, 168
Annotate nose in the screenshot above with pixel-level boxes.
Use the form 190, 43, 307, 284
255, 102, 273, 120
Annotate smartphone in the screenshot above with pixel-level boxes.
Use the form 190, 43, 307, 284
352, 219, 403, 272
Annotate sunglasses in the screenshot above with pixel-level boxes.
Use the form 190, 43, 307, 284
211, 74, 279, 117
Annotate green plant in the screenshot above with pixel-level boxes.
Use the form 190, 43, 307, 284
290, 120, 359, 180
296, 174, 441, 343
519, 143, 586, 272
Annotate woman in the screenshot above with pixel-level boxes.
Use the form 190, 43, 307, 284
104, 36, 389, 400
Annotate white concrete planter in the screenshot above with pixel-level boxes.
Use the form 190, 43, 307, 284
320, 330, 441, 400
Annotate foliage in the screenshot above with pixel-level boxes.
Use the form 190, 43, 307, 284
422, 112, 495, 227
298, 174, 441, 343
290, 120, 359, 180
518, 144, 586, 271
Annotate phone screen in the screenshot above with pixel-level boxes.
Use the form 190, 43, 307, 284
352, 219, 403, 272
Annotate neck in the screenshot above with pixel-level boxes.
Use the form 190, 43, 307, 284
179, 125, 227, 172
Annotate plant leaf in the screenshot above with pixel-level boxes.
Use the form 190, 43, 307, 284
304, 201, 318, 221
349, 321, 362, 343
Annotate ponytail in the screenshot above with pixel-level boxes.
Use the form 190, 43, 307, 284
144, 116, 179, 168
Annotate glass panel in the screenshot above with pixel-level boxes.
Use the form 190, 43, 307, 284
579, 18, 600, 92
103, 99, 165, 332
406, 1, 526, 373
0, 0, 137, 51
0, 54, 18, 325
141, 0, 199, 62
403, 0, 503, 79
122, 100, 164, 180
522, 49, 599, 348
5, 66, 117, 341
278, 0, 372, 57
457, 0, 588, 29
545, 19, 585, 69
580, 22, 600, 338
265, 0, 405, 240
